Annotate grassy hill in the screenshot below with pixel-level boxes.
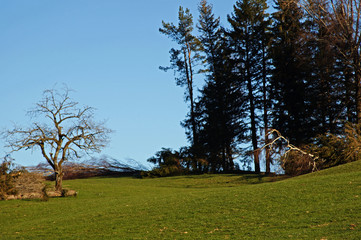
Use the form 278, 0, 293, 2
1, 161, 361, 239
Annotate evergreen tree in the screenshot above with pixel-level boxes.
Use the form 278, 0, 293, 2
159, 7, 202, 165
228, 0, 270, 173
197, 0, 246, 172
331, 1, 358, 124
303, 0, 343, 134
270, 0, 310, 146
260, 12, 272, 173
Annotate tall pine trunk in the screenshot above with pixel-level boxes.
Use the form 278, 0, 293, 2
357, 74, 361, 124
356, 56, 361, 124
249, 89, 260, 173
246, 60, 260, 173
184, 45, 199, 170
262, 43, 271, 173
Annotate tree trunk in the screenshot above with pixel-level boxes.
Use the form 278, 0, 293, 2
345, 72, 353, 122
182, 44, 199, 171
262, 40, 271, 173
252, 122, 260, 173
357, 78, 361, 124
54, 166, 63, 192
226, 145, 234, 171
247, 65, 260, 173
249, 87, 260, 173
356, 64, 361, 124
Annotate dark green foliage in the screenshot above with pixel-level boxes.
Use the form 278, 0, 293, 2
300, 0, 361, 125
228, 0, 270, 172
159, 7, 201, 156
303, 1, 342, 135
270, 0, 310, 146
144, 148, 188, 177
197, 0, 246, 172
328, 1, 359, 124
147, 148, 182, 167
159, 0, 361, 173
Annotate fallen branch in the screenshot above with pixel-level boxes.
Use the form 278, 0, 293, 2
259, 129, 319, 173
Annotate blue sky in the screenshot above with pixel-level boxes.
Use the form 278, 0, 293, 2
0, 1, 236, 168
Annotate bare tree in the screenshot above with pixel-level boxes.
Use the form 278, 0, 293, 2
297, 0, 361, 123
260, 129, 320, 174
2, 87, 112, 192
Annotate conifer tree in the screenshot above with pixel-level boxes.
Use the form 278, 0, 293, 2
259, 4, 272, 173
159, 7, 202, 166
197, 0, 246, 172
228, 0, 270, 173
270, 0, 310, 146
302, 0, 342, 134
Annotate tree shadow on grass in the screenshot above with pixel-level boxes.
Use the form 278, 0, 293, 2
237, 174, 289, 184
154, 172, 289, 189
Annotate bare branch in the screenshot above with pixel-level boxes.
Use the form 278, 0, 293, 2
259, 129, 320, 172
2, 87, 112, 191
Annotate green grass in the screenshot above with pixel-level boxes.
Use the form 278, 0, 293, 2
1, 162, 361, 239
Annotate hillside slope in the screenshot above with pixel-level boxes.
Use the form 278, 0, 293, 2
0, 161, 360, 239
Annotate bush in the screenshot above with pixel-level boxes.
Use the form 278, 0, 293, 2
0, 159, 17, 199
144, 148, 190, 177
281, 151, 314, 176
141, 165, 187, 178
309, 122, 361, 169
13, 172, 47, 200
0, 157, 47, 201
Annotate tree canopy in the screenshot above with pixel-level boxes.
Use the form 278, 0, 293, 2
157, 0, 361, 174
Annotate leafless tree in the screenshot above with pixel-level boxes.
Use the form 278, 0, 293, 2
2, 87, 112, 192
259, 129, 319, 173
297, 0, 361, 123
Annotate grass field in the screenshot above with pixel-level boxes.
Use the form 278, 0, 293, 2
1, 161, 361, 239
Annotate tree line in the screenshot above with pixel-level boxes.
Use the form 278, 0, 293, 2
155, 0, 361, 175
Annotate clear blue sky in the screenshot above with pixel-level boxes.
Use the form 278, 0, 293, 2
0, 0, 236, 168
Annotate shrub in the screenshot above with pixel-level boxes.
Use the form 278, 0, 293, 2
141, 165, 187, 178
0, 156, 47, 200
0, 158, 17, 199
281, 150, 314, 176
14, 172, 47, 200
144, 148, 190, 177
310, 122, 361, 169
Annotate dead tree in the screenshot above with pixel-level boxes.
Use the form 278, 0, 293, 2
260, 129, 320, 173
3, 87, 112, 192
297, 0, 361, 123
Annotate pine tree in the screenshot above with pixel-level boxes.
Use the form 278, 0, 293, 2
228, 0, 270, 173
260, 12, 272, 173
270, 0, 310, 146
331, 1, 358, 124
197, 0, 246, 172
303, 0, 342, 134
159, 7, 202, 165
